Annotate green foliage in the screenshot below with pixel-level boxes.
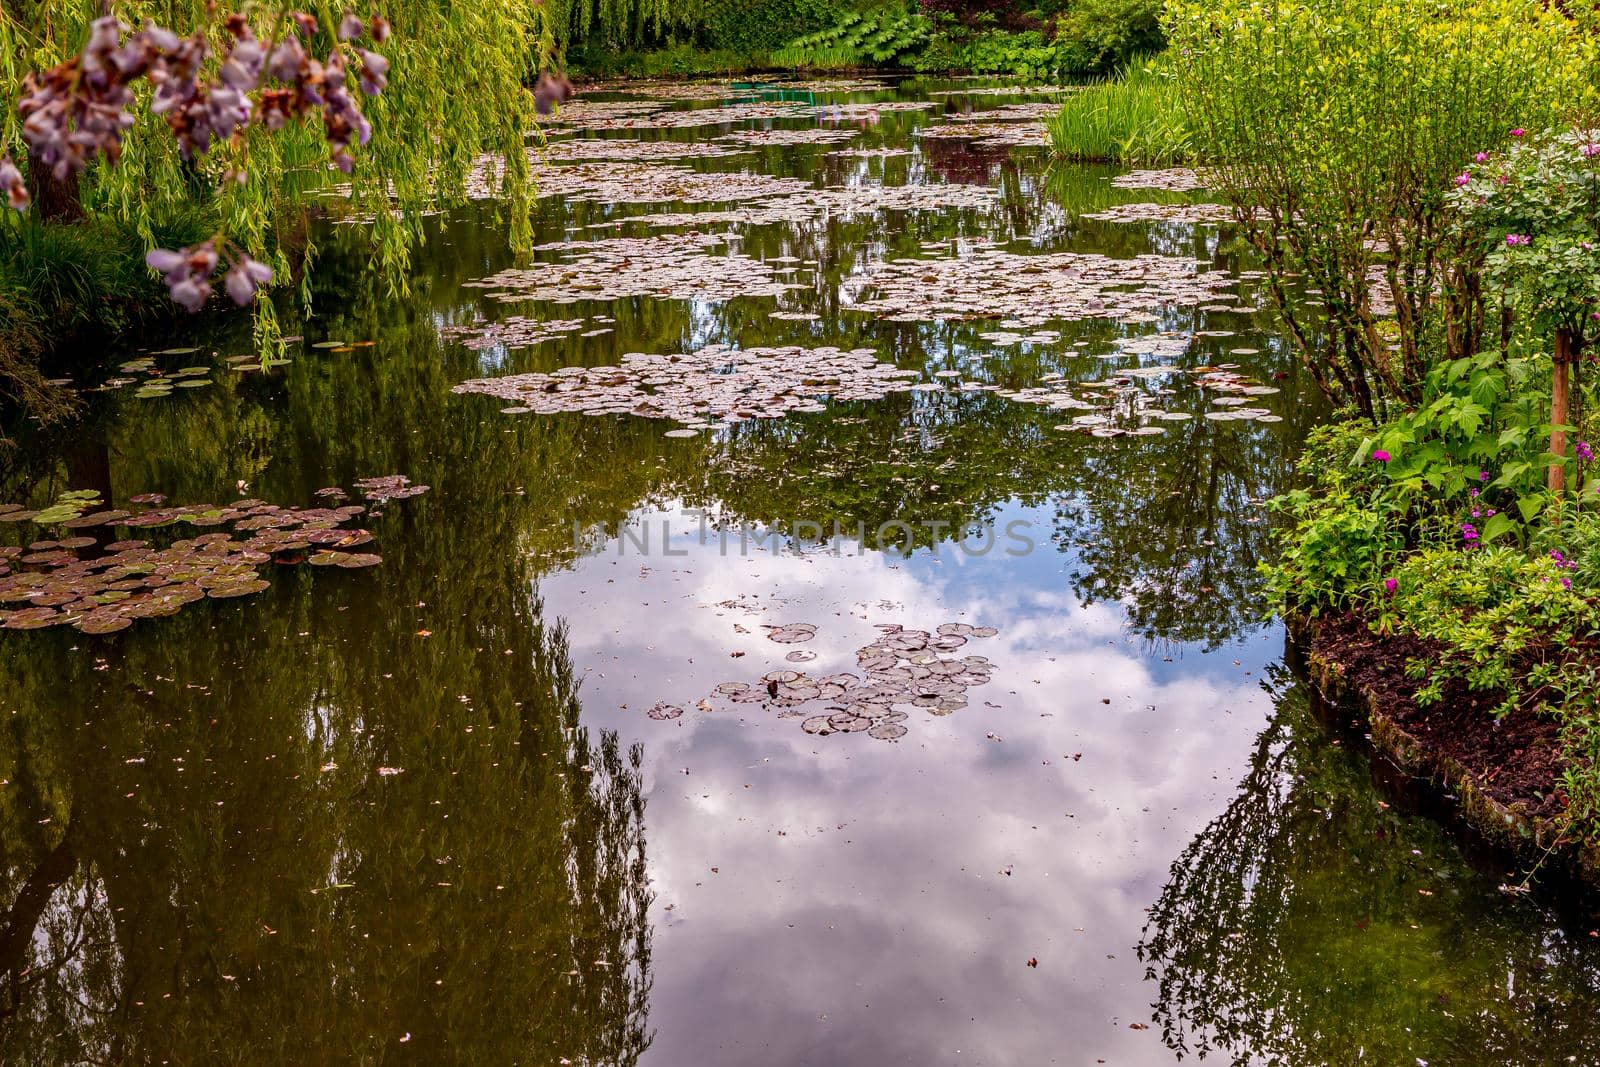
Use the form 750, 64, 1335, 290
1266, 407, 1600, 840
0, 205, 214, 428
1263, 423, 1405, 614
772, 5, 931, 69
1358, 347, 1593, 545
1164, 0, 1597, 419
1051, 0, 1163, 73
1384, 546, 1599, 716
700, 0, 843, 53
905, 0, 1162, 79
1045, 63, 1188, 163
1452, 129, 1600, 341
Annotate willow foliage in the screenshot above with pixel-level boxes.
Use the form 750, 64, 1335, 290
1165, 0, 1597, 419
0, 0, 550, 296
543, 0, 700, 51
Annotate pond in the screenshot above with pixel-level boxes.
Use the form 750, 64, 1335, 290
3, 75, 1600, 1065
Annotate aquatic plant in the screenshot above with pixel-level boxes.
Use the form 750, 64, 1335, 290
0, 478, 428, 635
1044, 64, 1188, 164
652, 621, 1001, 741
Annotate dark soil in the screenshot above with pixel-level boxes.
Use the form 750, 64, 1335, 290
1311, 612, 1570, 821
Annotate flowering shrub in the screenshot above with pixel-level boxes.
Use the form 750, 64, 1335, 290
1450, 128, 1600, 496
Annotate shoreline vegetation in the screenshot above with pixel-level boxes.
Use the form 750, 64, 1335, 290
1191, 0, 1600, 890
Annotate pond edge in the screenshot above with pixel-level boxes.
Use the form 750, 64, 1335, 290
1284, 610, 1600, 894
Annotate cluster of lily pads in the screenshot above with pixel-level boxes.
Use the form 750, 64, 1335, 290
580, 77, 890, 102
99, 349, 218, 398
1194, 366, 1283, 423
944, 102, 1062, 122
826, 147, 912, 159
548, 101, 816, 133
440, 315, 619, 351
647, 621, 1000, 741
542, 99, 667, 125
452, 344, 918, 432
540, 138, 749, 163
637, 182, 1000, 230
843, 248, 1243, 326
717, 127, 861, 147
928, 86, 1080, 97
917, 120, 1047, 149
462, 233, 800, 305
470, 159, 813, 204
0, 478, 427, 635
1110, 168, 1207, 192
1082, 202, 1235, 225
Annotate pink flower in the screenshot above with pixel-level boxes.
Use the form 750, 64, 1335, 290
1384, 578, 1398, 594
1510, 127, 1526, 137
1475, 152, 1489, 162
1371, 449, 1391, 463
1454, 171, 1472, 187
1584, 144, 1600, 158
1506, 233, 1531, 246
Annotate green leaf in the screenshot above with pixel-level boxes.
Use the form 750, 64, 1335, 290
1481, 512, 1518, 543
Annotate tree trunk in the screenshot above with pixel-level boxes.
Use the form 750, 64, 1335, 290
1550, 327, 1574, 496
24, 163, 83, 223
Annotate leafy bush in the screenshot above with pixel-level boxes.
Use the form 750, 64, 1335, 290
1051, 0, 1164, 73
1045, 64, 1188, 163
1263, 423, 1406, 614
1165, 0, 1597, 419
1451, 128, 1600, 498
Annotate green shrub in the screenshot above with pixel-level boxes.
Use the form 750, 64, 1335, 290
1165, 0, 1597, 419
1051, 0, 1164, 73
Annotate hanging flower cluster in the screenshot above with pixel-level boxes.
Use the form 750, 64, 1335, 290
0, 10, 391, 309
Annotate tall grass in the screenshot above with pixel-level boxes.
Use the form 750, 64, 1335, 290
1045, 65, 1190, 164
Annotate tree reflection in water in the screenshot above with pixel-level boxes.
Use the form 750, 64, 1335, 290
0, 574, 652, 1062
1138, 667, 1600, 1065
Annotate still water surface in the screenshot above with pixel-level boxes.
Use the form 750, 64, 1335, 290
2, 76, 1599, 1065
